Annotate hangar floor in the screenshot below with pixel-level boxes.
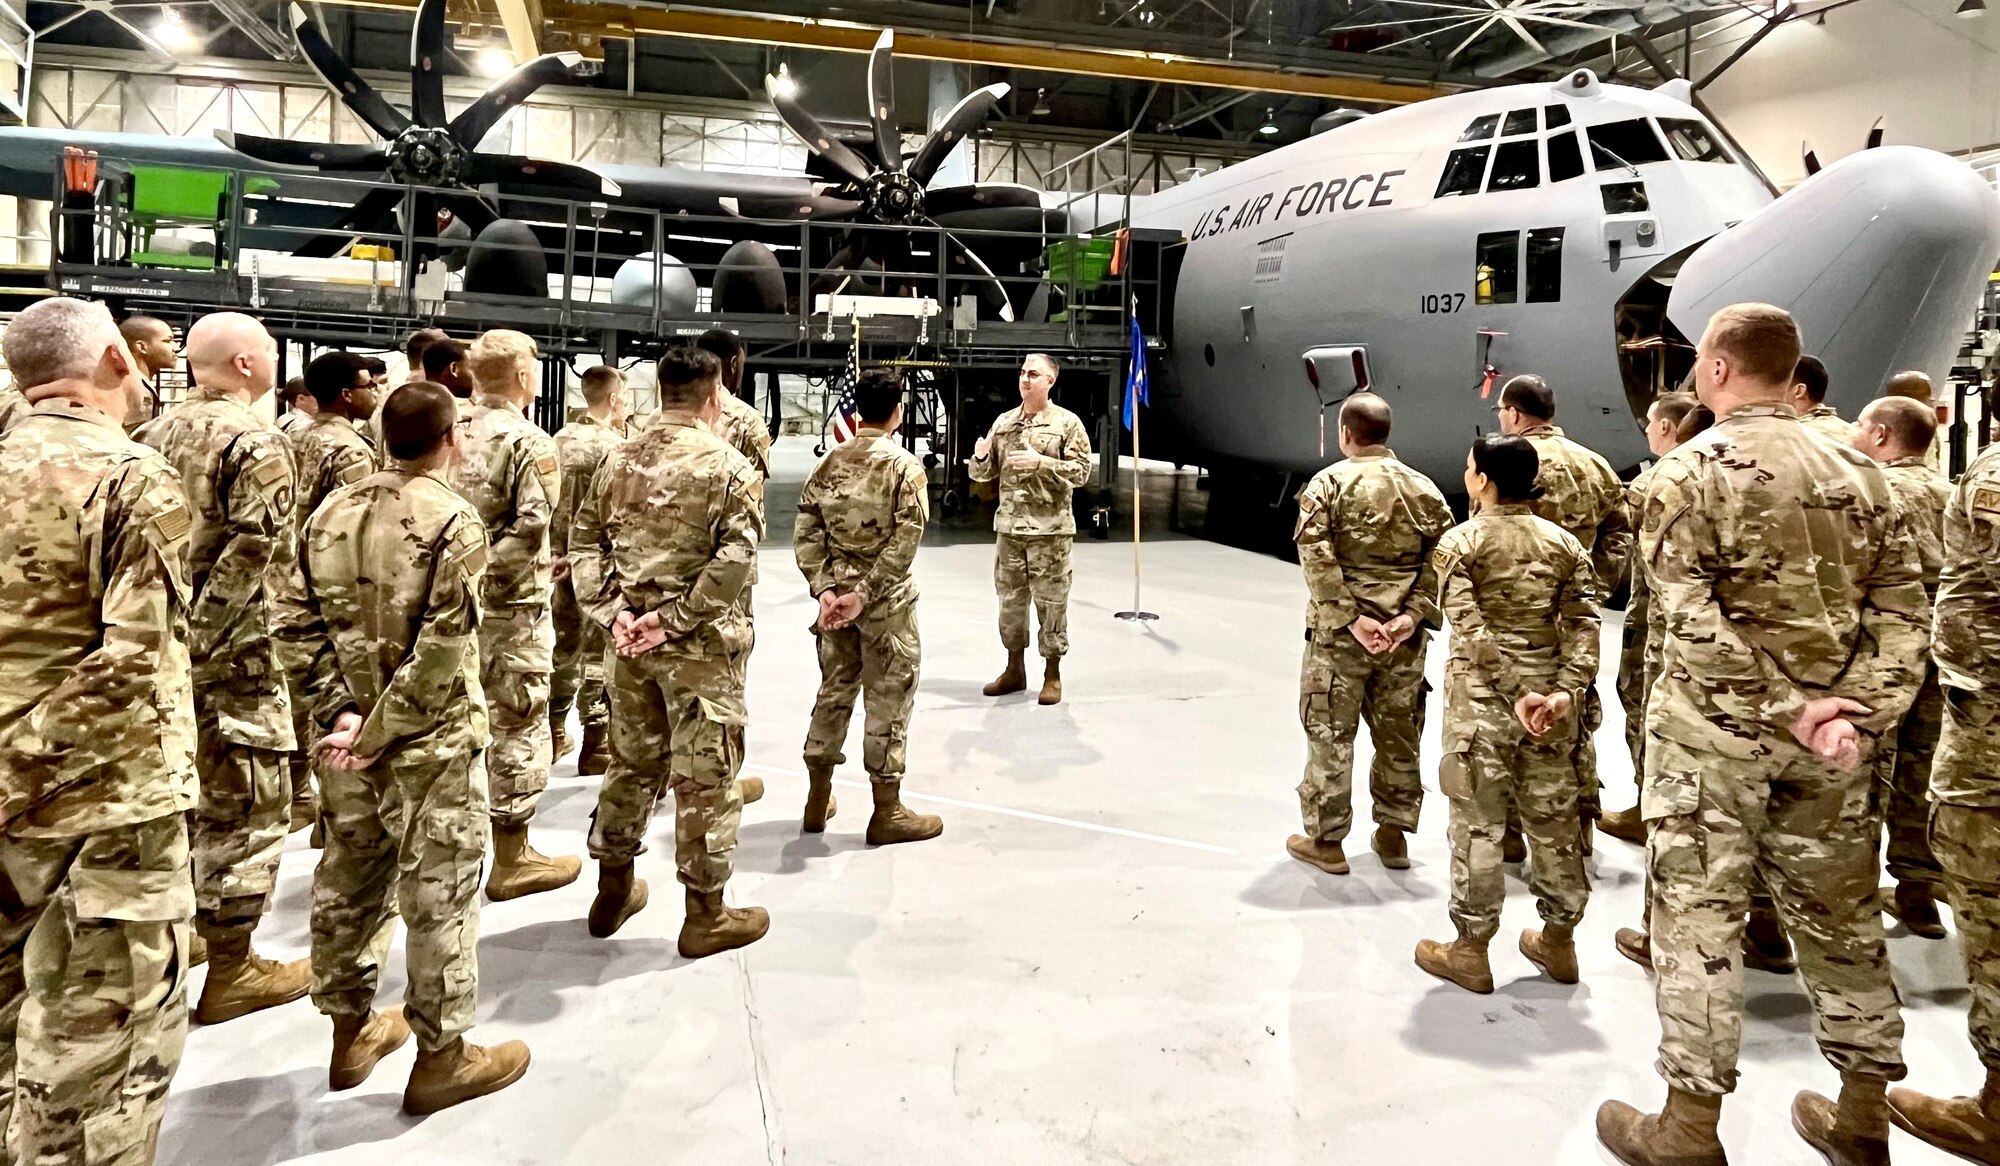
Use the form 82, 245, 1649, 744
161, 437, 1978, 1165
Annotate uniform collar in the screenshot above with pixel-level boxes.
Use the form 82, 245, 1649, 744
855, 426, 889, 439
1886, 454, 1929, 469
1483, 501, 1535, 516
472, 393, 520, 414
1723, 402, 1800, 421
1517, 422, 1563, 438
1807, 403, 1840, 418
27, 397, 122, 430
1344, 446, 1395, 461
652, 410, 706, 433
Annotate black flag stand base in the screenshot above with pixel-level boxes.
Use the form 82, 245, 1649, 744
1114, 610, 1159, 622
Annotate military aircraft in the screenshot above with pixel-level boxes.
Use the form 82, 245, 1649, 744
1106, 68, 2000, 492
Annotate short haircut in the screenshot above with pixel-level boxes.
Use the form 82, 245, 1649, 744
119, 315, 169, 345
1707, 303, 1802, 385
694, 328, 742, 367
1649, 393, 1699, 431
1883, 370, 1934, 403
1498, 374, 1555, 421
466, 329, 538, 395
1025, 352, 1061, 379
656, 345, 721, 410
361, 355, 388, 378
1339, 392, 1392, 446
305, 351, 373, 406
1792, 354, 1830, 404
1675, 403, 1716, 443
1863, 396, 1937, 454
382, 380, 457, 460
285, 375, 310, 402
4, 297, 120, 391
854, 369, 903, 424
422, 337, 467, 380
404, 327, 448, 366
1471, 434, 1544, 503
580, 365, 624, 406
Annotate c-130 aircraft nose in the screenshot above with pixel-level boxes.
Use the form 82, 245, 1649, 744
1667, 144, 2000, 411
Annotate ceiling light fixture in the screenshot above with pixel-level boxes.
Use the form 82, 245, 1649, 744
1257, 108, 1280, 137
771, 61, 799, 99
474, 48, 514, 77
1031, 87, 1050, 116
154, 9, 200, 52
1959, 0, 1986, 17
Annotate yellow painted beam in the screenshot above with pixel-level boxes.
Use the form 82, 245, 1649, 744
493, 0, 542, 60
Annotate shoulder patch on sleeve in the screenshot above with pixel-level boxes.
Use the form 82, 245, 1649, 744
245, 440, 289, 489
535, 452, 559, 477
1973, 486, 2000, 517
336, 458, 371, 486
445, 519, 488, 582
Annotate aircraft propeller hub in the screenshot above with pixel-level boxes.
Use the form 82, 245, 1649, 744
864, 171, 925, 225
387, 126, 464, 187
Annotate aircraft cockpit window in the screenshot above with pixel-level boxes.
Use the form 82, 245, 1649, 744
1458, 114, 1500, 142
1475, 231, 1519, 305
1547, 131, 1585, 183
1587, 119, 1670, 171
1544, 105, 1573, 129
1658, 117, 1731, 163
1502, 109, 1537, 137
1436, 145, 1491, 198
1601, 182, 1649, 213
1487, 139, 1540, 192
1526, 227, 1565, 304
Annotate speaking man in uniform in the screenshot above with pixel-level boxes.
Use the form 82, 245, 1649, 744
551, 364, 626, 775
967, 353, 1093, 706
119, 314, 177, 428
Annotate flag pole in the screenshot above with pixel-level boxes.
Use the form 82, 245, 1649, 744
1116, 296, 1157, 623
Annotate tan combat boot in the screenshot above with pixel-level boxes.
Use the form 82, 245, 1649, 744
586, 862, 649, 939
1038, 658, 1063, 705
1599, 805, 1647, 845
576, 722, 609, 777
1414, 934, 1494, 994
1597, 1087, 1727, 1166
738, 777, 765, 805
867, 781, 943, 846
329, 1007, 412, 1090
1286, 834, 1349, 875
1888, 1069, 2000, 1164
195, 931, 311, 1024
1371, 825, 1411, 870
1891, 880, 1947, 939
1744, 903, 1797, 973
983, 650, 1027, 697
802, 764, 839, 833
1615, 927, 1654, 970
402, 1037, 531, 1116
678, 888, 769, 959
1793, 1074, 1891, 1166
1520, 924, 1580, 984
485, 821, 581, 902
289, 791, 318, 835
549, 714, 574, 764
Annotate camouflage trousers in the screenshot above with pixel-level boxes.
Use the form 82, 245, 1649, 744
0, 814, 191, 1166
589, 648, 746, 892
1440, 687, 1588, 943
1644, 733, 1904, 1095
283, 670, 316, 811
550, 578, 608, 736
1297, 630, 1428, 844
803, 599, 920, 782
1616, 603, 1651, 782
312, 744, 488, 1053
190, 724, 287, 943
995, 534, 1072, 659
479, 606, 553, 828
1872, 665, 1943, 886
1929, 686, 2000, 1071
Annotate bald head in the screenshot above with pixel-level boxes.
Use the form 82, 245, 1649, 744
1883, 370, 1934, 403
184, 312, 278, 399
3, 297, 143, 421
1855, 396, 1937, 461
1338, 392, 1392, 450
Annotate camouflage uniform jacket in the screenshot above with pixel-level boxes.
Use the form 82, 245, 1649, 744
1637, 403, 1927, 756
570, 413, 764, 658
276, 468, 490, 761
966, 402, 1093, 536
1516, 422, 1632, 591
794, 428, 928, 610
1433, 504, 1601, 702
139, 387, 296, 751
0, 385, 28, 434
552, 414, 624, 559
290, 413, 376, 541
452, 394, 558, 613
1801, 404, 1860, 446
0, 399, 198, 835
712, 391, 772, 481
278, 409, 313, 441
1294, 449, 1453, 635
1881, 455, 1952, 602
1934, 443, 2000, 699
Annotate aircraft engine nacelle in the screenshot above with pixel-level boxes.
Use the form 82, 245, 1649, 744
1302, 345, 1372, 411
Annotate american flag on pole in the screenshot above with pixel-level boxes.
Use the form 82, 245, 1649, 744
830, 327, 863, 444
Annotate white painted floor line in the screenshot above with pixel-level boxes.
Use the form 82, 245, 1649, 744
743, 762, 1241, 856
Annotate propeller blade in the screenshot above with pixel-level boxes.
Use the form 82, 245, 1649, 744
769, 78, 873, 185
923, 182, 1045, 217
720, 191, 864, 220
294, 185, 405, 258
1802, 141, 1821, 176
868, 29, 902, 174
1866, 116, 1885, 150
940, 226, 1016, 322
216, 131, 389, 172
463, 154, 623, 197
908, 82, 1009, 187
451, 53, 584, 149
289, 2, 410, 141
409, 0, 449, 128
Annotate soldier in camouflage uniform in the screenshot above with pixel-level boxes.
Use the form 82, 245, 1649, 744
551, 365, 626, 777
1287, 394, 1452, 878
138, 312, 312, 1026
1792, 353, 1859, 445
0, 298, 195, 1166
1413, 436, 1599, 995
695, 329, 770, 808
118, 316, 176, 433
1495, 375, 1629, 852
795, 369, 944, 845
1884, 412, 2000, 1163
1598, 305, 1926, 1166
967, 353, 1094, 706
276, 378, 531, 1115
571, 347, 769, 956
0, 384, 28, 434
277, 379, 316, 442
1853, 396, 1953, 939
452, 329, 579, 902
1882, 370, 1945, 473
